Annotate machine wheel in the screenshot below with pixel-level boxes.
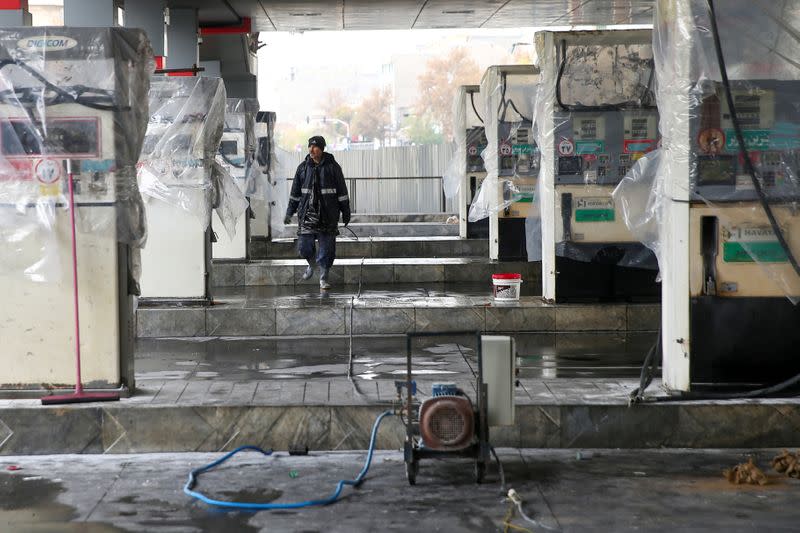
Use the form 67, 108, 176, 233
406, 460, 419, 485
474, 460, 486, 484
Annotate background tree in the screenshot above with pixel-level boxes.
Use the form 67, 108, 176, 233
352, 86, 392, 144
400, 114, 443, 145
415, 47, 481, 141
319, 88, 356, 139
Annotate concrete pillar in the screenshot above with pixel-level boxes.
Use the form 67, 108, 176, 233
64, 0, 116, 27
124, 0, 165, 57
166, 7, 198, 70
0, 1, 31, 26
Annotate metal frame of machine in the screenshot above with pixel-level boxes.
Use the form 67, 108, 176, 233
0, 27, 150, 390
536, 29, 660, 302
654, 0, 800, 392
401, 331, 491, 486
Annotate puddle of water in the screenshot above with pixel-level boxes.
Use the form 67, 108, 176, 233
0, 472, 124, 532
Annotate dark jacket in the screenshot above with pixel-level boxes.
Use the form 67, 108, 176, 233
286, 152, 350, 234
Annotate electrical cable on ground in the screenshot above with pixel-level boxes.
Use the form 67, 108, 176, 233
184, 410, 394, 510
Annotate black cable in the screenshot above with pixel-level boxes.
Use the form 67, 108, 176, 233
498, 72, 532, 124
506, 98, 532, 123
628, 328, 662, 404
707, 0, 800, 279
469, 91, 484, 124
0, 59, 129, 112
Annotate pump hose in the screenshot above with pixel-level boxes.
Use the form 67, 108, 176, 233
184, 410, 394, 510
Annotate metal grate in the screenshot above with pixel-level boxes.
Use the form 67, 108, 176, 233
429, 406, 465, 444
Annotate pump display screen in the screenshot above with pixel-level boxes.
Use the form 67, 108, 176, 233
220, 140, 238, 155
690, 81, 800, 201
0, 118, 99, 156
696, 156, 736, 186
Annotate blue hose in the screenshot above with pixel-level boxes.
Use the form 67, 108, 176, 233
184, 410, 394, 510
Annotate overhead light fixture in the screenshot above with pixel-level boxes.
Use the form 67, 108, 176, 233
291, 12, 322, 17
442, 10, 475, 15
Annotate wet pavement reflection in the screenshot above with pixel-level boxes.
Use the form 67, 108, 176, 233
135, 332, 658, 383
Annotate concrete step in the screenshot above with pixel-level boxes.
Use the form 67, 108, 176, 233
248, 236, 488, 260
273, 221, 459, 239
3, 377, 797, 453
135, 284, 658, 338
212, 257, 537, 287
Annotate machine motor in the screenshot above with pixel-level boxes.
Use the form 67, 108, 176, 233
419, 383, 475, 451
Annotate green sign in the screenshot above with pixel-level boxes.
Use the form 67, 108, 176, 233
576, 140, 605, 155
512, 144, 536, 155
724, 129, 771, 152
723, 242, 788, 263
575, 209, 615, 222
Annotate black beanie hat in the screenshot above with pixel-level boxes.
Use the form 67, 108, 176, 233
308, 135, 326, 149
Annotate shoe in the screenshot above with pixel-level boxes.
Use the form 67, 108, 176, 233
302, 265, 314, 280
319, 269, 331, 290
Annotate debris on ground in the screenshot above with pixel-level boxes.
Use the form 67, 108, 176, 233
772, 450, 800, 478
723, 458, 767, 486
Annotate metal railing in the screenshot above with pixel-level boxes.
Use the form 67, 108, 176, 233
283, 176, 454, 214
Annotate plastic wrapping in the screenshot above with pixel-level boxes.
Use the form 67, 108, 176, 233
469, 65, 540, 223
138, 77, 240, 233
442, 86, 468, 199
218, 97, 263, 198
250, 110, 277, 238
645, 0, 800, 303
0, 27, 153, 282
533, 30, 659, 272
268, 147, 294, 234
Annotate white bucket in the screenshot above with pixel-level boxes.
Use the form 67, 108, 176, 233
492, 273, 523, 301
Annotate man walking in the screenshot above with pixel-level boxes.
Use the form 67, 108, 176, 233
284, 136, 350, 289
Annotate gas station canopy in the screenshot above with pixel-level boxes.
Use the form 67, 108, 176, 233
174, 0, 655, 31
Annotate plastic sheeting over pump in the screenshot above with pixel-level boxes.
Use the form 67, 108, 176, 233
533, 30, 659, 278
469, 65, 540, 223
137, 77, 246, 240
615, 0, 800, 303
0, 27, 153, 283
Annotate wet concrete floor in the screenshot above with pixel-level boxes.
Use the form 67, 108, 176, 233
135, 331, 658, 384
1, 448, 797, 532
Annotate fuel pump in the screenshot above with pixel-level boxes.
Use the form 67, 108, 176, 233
0, 28, 151, 389
449, 85, 487, 240
651, 0, 800, 391
249, 110, 276, 241
469, 65, 540, 261
137, 77, 228, 304
535, 30, 660, 302
212, 98, 259, 260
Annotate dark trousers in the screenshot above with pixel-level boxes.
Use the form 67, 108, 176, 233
297, 232, 337, 270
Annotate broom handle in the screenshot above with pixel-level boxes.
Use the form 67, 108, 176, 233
66, 160, 83, 394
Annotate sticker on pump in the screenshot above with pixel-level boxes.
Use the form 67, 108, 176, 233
34, 159, 62, 185
499, 142, 513, 156
558, 138, 574, 156
574, 197, 615, 223
722, 226, 788, 263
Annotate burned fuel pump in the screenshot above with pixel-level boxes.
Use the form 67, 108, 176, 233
469, 65, 540, 261
535, 30, 660, 302
138, 77, 237, 304
0, 27, 151, 390
652, 0, 800, 392
249, 110, 277, 244
212, 98, 260, 261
